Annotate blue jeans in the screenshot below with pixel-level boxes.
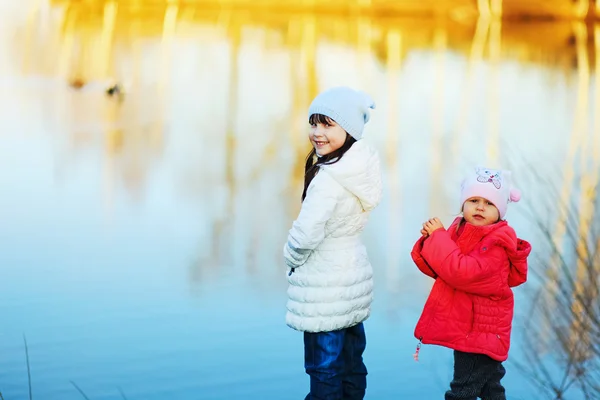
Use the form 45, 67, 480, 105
303, 323, 367, 400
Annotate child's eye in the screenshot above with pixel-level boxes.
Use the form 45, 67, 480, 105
310, 123, 317, 128
487, 201, 493, 206
471, 199, 478, 203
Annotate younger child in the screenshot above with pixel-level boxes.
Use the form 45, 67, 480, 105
283, 86, 383, 400
411, 167, 531, 400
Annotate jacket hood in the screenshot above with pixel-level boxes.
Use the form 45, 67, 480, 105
449, 217, 531, 287
320, 140, 383, 212
490, 223, 530, 287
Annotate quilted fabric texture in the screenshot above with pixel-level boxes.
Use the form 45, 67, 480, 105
283, 140, 383, 332
411, 217, 531, 362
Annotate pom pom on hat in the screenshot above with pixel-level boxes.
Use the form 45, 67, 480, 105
509, 188, 521, 203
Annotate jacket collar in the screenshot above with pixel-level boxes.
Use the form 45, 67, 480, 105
449, 217, 508, 250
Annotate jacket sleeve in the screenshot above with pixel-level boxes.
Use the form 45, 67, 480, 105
507, 239, 531, 287
421, 229, 505, 296
411, 236, 437, 279
283, 171, 341, 269
508, 269, 526, 288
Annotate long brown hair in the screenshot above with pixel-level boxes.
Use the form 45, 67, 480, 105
302, 114, 357, 201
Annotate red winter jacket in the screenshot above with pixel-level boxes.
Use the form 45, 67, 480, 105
411, 217, 531, 362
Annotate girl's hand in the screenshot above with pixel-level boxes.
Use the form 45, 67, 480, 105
420, 228, 429, 237
423, 218, 444, 235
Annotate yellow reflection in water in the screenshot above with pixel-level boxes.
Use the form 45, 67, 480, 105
46, 0, 600, 20
7, 4, 600, 201
8, 3, 600, 213
3, 1, 600, 311
19, 2, 596, 83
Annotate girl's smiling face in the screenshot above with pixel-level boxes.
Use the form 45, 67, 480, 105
309, 114, 347, 156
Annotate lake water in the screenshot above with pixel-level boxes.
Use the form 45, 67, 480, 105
0, 1, 598, 399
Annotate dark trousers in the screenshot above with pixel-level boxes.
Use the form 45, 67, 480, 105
445, 351, 507, 400
303, 323, 367, 400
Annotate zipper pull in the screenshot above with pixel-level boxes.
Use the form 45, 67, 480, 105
288, 268, 295, 276
413, 338, 422, 362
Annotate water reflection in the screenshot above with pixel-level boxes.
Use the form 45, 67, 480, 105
0, 1, 599, 399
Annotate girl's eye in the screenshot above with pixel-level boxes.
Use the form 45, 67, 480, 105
471, 199, 478, 203
310, 124, 316, 128
487, 201, 493, 206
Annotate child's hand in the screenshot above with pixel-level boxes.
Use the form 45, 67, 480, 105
420, 228, 429, 237
423, 218, 444, 235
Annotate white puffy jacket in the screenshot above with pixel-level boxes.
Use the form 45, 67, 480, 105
283, 140, 383, 332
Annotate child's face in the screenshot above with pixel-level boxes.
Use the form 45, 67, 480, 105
463, 197, 500, 226
309, 119, 347, 156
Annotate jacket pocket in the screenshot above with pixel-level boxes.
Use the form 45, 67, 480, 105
453, 290, 475, 338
